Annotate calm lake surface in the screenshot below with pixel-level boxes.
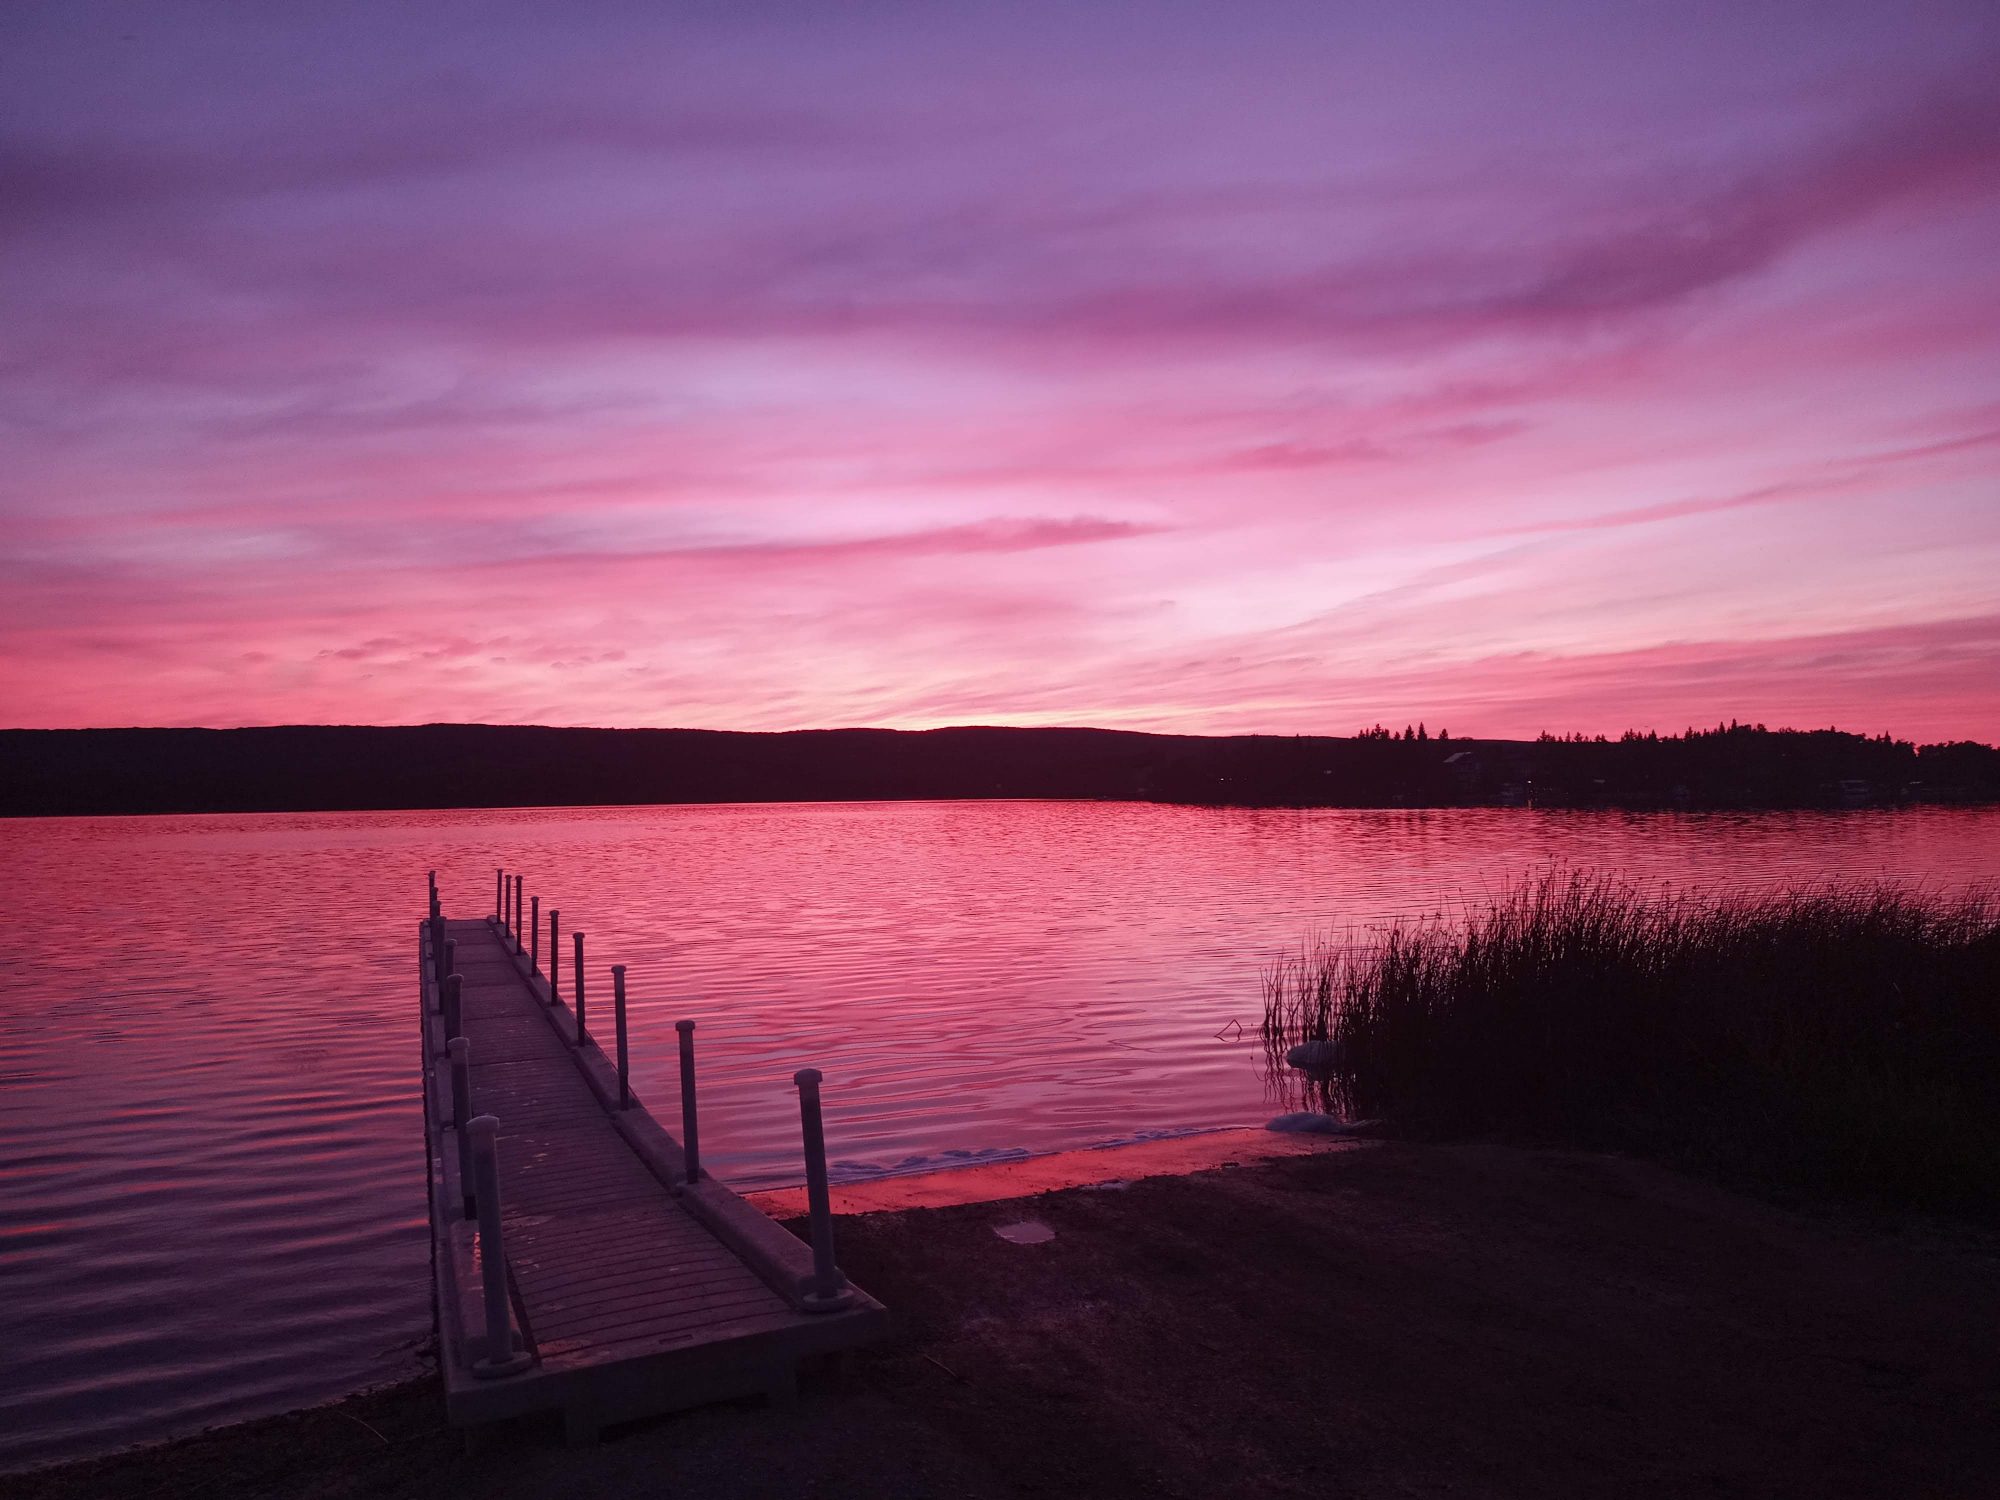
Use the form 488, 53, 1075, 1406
4, 800, 1998, 1469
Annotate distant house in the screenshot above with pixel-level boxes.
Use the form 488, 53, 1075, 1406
1443, 750, 1482, 787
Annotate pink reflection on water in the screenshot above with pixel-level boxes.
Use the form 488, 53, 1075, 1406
3, 800, 1998, 1468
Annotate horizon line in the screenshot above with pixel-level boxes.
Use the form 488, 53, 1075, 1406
4, 719, 1995, 749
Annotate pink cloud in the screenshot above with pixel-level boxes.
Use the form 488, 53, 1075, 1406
2, 5, 1997, 742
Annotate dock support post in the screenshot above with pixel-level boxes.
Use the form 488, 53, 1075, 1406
467, 1116, 532, 1378
612, 965, 631, 1108
677, 1021, 701, 1182
495, 868, 503, 925
449, 1037, 475, 1218
512, 877, 523, 952
572, 931, 586, 1042
443, 972, 463, 1050
548, 910, 560, 1003
530, 897, 540, 975
793, 1069, 849, 1309
428, 915, 447, 996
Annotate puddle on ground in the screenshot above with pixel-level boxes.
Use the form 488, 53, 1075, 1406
993, 1219, 1056, 1245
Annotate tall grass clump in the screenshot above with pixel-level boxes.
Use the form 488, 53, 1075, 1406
1262, 871, 2000, 1214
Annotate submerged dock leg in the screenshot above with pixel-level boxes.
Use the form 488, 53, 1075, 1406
467, 1116, 532, 1379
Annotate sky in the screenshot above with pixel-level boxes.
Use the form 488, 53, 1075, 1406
4, 1, 1998, 740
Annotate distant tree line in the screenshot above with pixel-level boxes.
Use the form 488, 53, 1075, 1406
0, 721, 1994, 818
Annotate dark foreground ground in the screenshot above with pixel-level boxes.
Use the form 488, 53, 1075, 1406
8, 1143, 1997, 1500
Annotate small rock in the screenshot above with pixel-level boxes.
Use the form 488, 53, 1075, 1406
993, 1219, 1056, 1245
1285, 1039, 1346, 1076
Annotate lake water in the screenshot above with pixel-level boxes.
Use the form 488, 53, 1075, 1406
3, 800, 1998, 1469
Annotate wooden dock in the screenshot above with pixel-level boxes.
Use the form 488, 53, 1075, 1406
418, 874, 886, 1441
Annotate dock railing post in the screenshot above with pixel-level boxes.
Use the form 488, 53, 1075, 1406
793, 1069, 849, 1309
443, 971, 463, 1050
677, 1021, 701, 1182
449, 1037, 475, 1219
612, 965, 631, 1108
529, 896, 540, 975
512, 876, 523, 951
428, 915, 447, 995
548, 910, 560, 1003
572, 932, 587, 1041
466, 1116, 532, 1378
494, 868, 503, 925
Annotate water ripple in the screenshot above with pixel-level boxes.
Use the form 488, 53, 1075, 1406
3, 801, 1998, 1470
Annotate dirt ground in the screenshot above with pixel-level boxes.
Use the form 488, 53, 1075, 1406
8, 1142, 1997, 1500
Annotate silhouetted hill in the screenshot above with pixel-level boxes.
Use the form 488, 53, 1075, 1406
0, 723, 1994, 817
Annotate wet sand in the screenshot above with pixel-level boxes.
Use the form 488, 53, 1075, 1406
7, 1141, 1997, 1500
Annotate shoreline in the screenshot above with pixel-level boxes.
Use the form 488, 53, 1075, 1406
7, 1139, 1994, 1498
746, 1124, 1364, 1216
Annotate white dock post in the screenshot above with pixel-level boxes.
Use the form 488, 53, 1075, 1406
572, 931, 586, 1041
529, 896, 540, 974
494, 868, 503, 925
793, 1069, 850, 1310
611, 965, 631, 1109
466, 1116, 532, 1378
548, 910, 560, 1003
677, 1021, 701, 1181
512, 876, 523, 951
449, 1037, 475, 1218
443, 971, 463, 1049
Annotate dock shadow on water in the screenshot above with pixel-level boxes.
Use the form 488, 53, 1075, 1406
1262, 869, 2000, 1214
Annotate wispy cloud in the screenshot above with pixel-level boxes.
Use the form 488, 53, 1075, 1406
2, 4, 1997, 738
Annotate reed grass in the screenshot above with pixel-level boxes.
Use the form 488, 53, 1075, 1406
1262, 871, 2000, 1213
